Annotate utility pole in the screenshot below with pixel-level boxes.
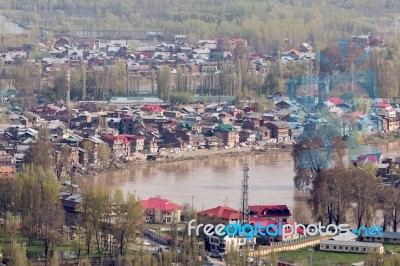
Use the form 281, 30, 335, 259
66, 68, 71, 107
240, 163, 250, 224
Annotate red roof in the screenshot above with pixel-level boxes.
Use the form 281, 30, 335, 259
101, 135, 131, 144
141, 197, 181, 211
349, 111, 364, 118
372, 102, 391, 108
249, 205, 291, 217
328, 97, 344, 105
354, 153, 380, 164
231, 38, 247, 44
141, 105, 164, 113
248, 218, 304, 234
197, 206, 241, 220
119, 134, 145, 140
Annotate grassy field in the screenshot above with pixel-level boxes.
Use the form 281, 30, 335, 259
277, 248, 366, 265
384, 244, 400, 254
275, 246, 400, 266
0, 232, 85, 259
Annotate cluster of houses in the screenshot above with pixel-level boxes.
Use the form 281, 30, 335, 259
2, 89, 400, 181
0, 33, 318, 94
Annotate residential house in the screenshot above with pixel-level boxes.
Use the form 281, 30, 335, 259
54, 37, 70, 48
175, 35, 188, 45
383, 117, 399, 132
351, 153, 381, 166
120, 135, 145, 154
205, 136, 223, 148
371, 102, 391, 116
213, 124, 239, 147
249, 205, 291, 222
61, 192, 83, 213
266, 122, 290, 142
187, 134, 206, 149
141, 197, 181, 224
0, 166, 14, 180
254, 127, 271, 142
242, 114, 261, 130
80, 136, 104, 165
101, 135, 131, 159
197, 206, 255, 255
289, 124, 304, 140
68, 49, 84, 66
239, 130, 256, 143
0, 150, 15, 167
144, 134, 159, 154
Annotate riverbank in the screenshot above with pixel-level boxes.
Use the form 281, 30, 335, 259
77, 132, 400, 178
106, 145, 292, 174
363, 132, 400, 146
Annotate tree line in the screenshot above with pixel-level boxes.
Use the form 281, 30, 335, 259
291, 122, 400, 231
0, 126, 204, 265
3, 0, 397, 53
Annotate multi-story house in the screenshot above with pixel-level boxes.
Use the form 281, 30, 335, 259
197, 206, 255, 255
213, 124, 239, 148
120, 135, 145, 153
383, 117, 400, 132
80, 136, 104, 165
265, 122, 290, 142
101, 135, 131, 159
141, 197, 181, 224
248, 205, 291, 222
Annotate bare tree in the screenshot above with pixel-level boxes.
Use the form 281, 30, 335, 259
349, 167, 379, 228
310, 167, 351, 225
292, 125, 346, 189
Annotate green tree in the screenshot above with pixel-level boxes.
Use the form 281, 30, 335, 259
169, 92, 194, 105
112, 190, 143, 256
8, 240, 30, 266
14, 164, 63, 258
24, 125, 53, 170
118, 121, 126, 134
98, 143, 110, 170
156, 66, 171, 101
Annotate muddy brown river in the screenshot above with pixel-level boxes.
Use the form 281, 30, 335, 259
82, 141, 400, 224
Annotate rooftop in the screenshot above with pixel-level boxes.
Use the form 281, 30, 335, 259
141, 197, 181, 211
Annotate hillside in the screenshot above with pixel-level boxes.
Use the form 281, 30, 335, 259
2, 0, 400, 52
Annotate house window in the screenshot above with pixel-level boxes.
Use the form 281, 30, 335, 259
351, 247, 354, 251
339, 246, 342, 250
345, 247, 348, 251
325, 245, 330, 249
363, 248, 366, 252
333, 246, 336, 250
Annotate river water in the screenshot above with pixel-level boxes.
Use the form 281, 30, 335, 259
81, 141, 400, 223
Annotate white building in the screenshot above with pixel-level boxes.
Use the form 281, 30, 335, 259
320, 240, 384, 254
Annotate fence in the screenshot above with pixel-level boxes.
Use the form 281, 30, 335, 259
249, 235, 331, 256
143, 226, 169, 246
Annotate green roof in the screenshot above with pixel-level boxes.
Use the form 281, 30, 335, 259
0, 89, 17, 96
65, 137, 79, 142
178, 121, 196, 129
215, 124, 235, 132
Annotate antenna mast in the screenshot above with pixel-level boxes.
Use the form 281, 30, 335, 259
241, 163, 250, 224
66, 68, 71, 107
